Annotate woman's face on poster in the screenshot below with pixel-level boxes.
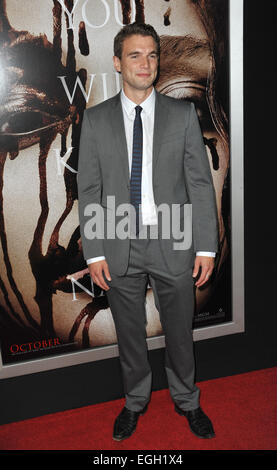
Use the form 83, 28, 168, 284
0, 0, 229, 350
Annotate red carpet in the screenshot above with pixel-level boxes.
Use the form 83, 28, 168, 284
0, 367, 276, 450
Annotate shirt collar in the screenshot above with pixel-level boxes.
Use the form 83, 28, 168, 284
120, 87, 155, 117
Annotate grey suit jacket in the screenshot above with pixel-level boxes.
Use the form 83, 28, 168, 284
77, 90, 218, 275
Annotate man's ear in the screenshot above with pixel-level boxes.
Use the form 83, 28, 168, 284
113, 55, 121, 73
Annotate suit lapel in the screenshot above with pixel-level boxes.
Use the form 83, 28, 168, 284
152, 91, 169, 172
110, 92, 130, 186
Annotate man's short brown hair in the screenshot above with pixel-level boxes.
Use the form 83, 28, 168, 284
113, 23, 160, 59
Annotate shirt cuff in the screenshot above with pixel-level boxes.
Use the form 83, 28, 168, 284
196, 251, 216, 257
86, 256, 106, 265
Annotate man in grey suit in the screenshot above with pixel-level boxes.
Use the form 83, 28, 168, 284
77, 23, 218, 441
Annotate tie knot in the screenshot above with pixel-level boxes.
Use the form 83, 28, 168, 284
135, 105, 142, 115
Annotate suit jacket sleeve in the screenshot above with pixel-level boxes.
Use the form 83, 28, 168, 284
184, 102, 219, 253
77, 109, 105, 261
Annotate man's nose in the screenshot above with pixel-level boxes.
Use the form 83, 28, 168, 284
140, 56, 149, 68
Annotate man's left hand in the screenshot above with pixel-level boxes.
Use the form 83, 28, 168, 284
192, 256, 215, 288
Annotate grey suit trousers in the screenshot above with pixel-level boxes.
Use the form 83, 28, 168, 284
105, 230, 200, 412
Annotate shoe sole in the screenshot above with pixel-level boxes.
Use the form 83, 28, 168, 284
175, 405, 215, 439
113, 433, 135, 442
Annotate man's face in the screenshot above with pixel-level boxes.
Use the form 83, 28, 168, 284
113, 34, 159, 95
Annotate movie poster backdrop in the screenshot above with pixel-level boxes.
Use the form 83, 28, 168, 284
0, 0, 237, 372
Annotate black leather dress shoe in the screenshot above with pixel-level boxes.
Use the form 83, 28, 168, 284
113, 404, 148, 441
175, 404, 215, 439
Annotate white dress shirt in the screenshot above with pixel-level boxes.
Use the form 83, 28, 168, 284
86, 88, 215, 265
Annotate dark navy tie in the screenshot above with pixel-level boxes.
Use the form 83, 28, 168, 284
130, 105, 143, 235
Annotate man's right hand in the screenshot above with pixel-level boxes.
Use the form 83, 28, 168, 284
88, 260, 111, 291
